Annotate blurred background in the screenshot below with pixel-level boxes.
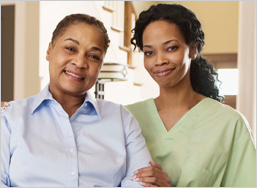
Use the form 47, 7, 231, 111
1, 1, 256, 142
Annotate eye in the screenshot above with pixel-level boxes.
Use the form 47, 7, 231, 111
87, 54, 100, 61
167, 46, 178, 51
144, 51, 154, 56
65, 47, 76, 52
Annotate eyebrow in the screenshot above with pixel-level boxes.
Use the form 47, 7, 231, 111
64, 38, 103, 54
65, 38, 79, 45
91, 47, 103, 54
143, 39, 179, 48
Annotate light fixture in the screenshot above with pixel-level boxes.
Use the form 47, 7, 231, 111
95, 62, 128, 99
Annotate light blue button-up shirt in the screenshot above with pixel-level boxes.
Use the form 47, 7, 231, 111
1, 84, 151, 187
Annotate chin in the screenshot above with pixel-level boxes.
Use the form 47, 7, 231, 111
61, 84, 88, 95
158, 79, 180, 88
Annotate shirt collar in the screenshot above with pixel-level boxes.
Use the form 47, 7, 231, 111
84, 89, 101, 120
31, 84, 101, 120
31, 84, 53, 114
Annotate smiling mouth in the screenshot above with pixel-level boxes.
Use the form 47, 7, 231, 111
154, 68, 175, 77
64, 70, 84, 80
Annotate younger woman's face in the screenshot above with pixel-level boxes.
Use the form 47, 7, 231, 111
142, 20, 196, 89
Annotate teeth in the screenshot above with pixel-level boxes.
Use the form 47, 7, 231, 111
65, 71, 82, 79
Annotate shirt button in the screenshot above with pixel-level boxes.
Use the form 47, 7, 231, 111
71, 171, 75, 176
70, 148, 74, 153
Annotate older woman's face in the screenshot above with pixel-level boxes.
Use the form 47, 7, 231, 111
46, 23, 105, 96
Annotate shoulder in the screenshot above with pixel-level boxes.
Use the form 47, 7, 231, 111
1, 96, 36, 132
96, 99, 142, 133
96, 99, 133, 118
124, 98, 152, 114
200, 98, 250, 129
1, 96, 36, 119
201, 98, 254, 142
202, 98, 245, 120
96, 98, 122, 109
125, 98, 151, 109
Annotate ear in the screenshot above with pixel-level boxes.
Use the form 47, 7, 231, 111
189, 43, 198, 60
46, 42, 53, 61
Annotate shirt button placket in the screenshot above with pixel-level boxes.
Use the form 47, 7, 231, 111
61, 117, 78, 187
71, 170, 75, 176
68, 121, 78, 187
69, 148, 78, 187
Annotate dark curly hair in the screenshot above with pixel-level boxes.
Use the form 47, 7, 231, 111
131, 4, 224, 102
52, 13, 110, 53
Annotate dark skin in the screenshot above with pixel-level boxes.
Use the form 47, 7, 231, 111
132, 161, 170, 187
45, 23, 105, 118
131, 20, 206, 187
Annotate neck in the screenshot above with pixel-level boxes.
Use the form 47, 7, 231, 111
49, 86, 85, 118
155, 73, 205, 112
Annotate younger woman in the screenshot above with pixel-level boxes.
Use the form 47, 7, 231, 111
126, 3, 256, 187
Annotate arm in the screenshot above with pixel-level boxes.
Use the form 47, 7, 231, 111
221, 118, 256, 187
120, 107, 152, 187
1, 113, 11, 187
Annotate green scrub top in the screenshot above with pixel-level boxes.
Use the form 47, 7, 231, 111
125, 98, 256, 187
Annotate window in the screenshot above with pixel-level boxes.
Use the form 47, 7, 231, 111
218, 68, 239, 96
203, 54, 238, 109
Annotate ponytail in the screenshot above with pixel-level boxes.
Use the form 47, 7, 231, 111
190, 55, 224, 102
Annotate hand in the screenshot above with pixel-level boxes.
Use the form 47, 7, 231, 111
1, 101, 10, 111
132, 161, 171, 187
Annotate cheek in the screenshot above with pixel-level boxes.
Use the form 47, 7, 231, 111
49, 62, 55, 75
89, 64, 102, 77
144, 59, 152, 72
49, 61, 61, 73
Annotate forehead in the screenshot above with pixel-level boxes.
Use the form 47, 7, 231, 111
57, 23, 105, 48
143, 20, 185, 44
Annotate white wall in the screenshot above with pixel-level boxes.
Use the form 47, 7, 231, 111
104, 51, 159, 106
39, 1, 103, 90
236, 1, 256, 143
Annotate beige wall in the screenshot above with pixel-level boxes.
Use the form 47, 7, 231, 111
132, 1, 156, 16
24, 1, 40, 98
134, 1, 239, 54
1, 1, 40, 100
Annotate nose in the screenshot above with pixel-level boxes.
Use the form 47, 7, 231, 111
72, 54, 88, 69
155, 52, 169, 66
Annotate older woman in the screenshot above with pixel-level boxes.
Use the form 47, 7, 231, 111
1, 13, 152, 187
